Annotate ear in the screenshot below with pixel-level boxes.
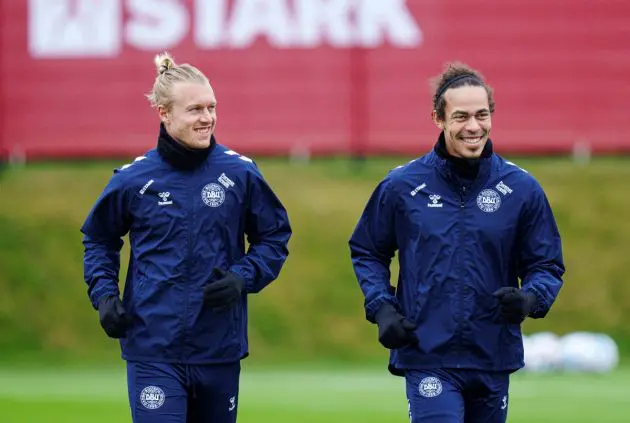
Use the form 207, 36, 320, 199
431, 110, 444, 130
157, 105, 169, 123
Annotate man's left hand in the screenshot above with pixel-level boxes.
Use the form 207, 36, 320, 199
493, 287, 537, 324
203, 268, 244, 311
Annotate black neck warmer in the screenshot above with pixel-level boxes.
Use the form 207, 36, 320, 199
434, 133, 493, 180
157, 123, 215, 170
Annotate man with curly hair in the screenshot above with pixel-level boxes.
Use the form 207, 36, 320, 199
349, 62, 565, 422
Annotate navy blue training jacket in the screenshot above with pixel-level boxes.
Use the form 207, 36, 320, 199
81, 145, 291, 364
349, 146, 564, 374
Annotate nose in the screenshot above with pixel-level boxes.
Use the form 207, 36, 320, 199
464, 117, 481, 132
200, 108, 213, 123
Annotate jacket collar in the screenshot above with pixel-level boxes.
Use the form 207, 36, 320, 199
157, 123, 216, 170
432, 132, 494, 188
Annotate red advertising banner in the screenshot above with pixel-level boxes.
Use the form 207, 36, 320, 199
1, 0, 629, 159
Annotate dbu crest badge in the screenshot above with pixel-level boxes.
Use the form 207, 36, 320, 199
201, 183, 226, 207
140, 385, 165, 410
476, 189, 501, 213
418, 376, 442, 398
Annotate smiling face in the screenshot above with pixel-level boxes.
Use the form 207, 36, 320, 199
158, 82, 217, 149
432, 85, 492, 159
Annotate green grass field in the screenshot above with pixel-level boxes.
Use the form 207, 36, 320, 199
0, 366, 627, 422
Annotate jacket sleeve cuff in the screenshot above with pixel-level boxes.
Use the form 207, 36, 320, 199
229, 268, 252, 293
365, 294, 397, 324
90, 285, 119, 310
522, 287, 547, 318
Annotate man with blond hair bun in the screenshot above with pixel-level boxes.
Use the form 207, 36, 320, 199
81, 52, 291, 423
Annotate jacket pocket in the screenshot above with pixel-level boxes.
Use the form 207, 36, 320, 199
472, 291, 501, 323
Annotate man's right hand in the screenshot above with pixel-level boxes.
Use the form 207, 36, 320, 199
98, 295, 132, 339
374, 302, 418, 349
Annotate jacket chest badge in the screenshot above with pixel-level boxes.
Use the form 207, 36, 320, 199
476, 189, 501, 213
201, 173, 235, 208
218, 173, 235, 189
157, 192, 173, 206
427, 194, 443, 208
202, 183, 226, 207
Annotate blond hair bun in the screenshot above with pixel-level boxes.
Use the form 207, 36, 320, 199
155, 52, 176, 76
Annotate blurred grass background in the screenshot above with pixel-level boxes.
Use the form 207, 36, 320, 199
1, 156, 629, 365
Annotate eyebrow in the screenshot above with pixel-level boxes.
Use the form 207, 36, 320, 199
186, 102, 217, 110
451, 108, 490, 117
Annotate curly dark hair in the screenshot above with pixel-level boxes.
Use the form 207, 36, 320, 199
431, 62, 495, 120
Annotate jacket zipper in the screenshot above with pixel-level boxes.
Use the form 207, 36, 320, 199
455, 184, 467, 368
181, 177, 195, 361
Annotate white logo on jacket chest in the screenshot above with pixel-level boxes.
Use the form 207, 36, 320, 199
139, 179, 154, 195
496, 181, 513, 195
427, 194, 443, 208
157, 192, 173, 206
477, 189, 501, 212
218, 173, 235, 189
202, 183, 225, 207
410, 183, 426, 197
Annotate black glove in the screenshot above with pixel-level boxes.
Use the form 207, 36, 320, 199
203, 268, 244, 311
493, 287, 538, 324
98, 295, 132, 339
374, 302, 418, 349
